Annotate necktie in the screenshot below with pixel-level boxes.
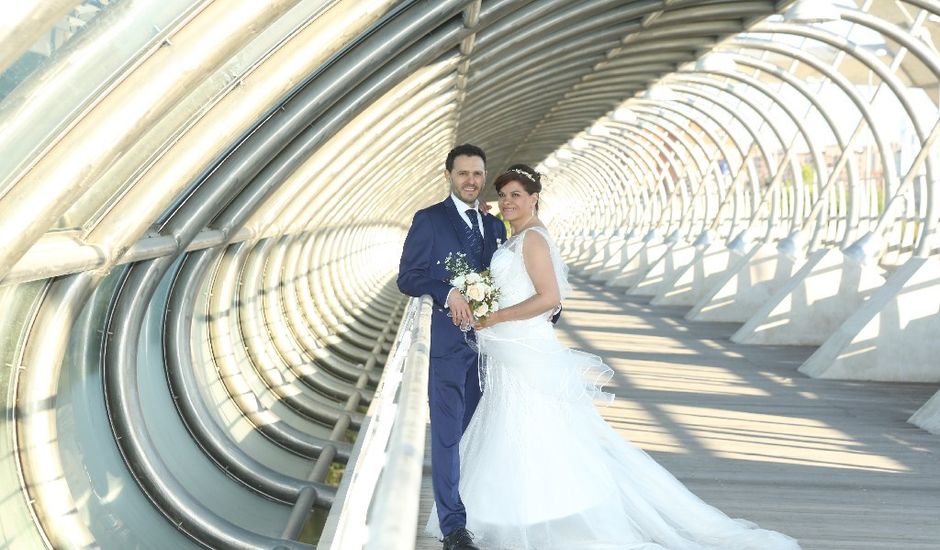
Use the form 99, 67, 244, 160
465, 208, 484, 270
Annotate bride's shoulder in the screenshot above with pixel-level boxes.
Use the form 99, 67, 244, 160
519, 226, 554, 253
521, 225, 552, 241
506, 225, 543, 241
504, 226, 555, 254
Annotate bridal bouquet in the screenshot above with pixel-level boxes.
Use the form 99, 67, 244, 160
444, 252, 501, 322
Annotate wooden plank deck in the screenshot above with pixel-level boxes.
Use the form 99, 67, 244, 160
415, 275, 940, 549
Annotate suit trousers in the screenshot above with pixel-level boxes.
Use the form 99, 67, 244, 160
428, 343, 481, 536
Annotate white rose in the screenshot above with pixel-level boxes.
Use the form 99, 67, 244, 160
473, 303, 489, 317
466, 283, 485, 301
451, 274, 466, 289
465, 272, 482, 284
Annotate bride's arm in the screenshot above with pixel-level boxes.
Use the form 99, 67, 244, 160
478, 230, 559, 327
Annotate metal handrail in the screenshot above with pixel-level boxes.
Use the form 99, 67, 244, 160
319, 294, 432, 549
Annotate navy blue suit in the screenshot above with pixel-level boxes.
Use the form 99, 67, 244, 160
397, 197, 506, 535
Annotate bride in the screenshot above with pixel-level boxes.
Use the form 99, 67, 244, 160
426, 164, 801, 550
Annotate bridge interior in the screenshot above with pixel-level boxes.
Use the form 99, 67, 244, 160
1, 1, 939, 549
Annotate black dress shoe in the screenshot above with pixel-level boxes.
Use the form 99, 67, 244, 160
442, 527, 480, 550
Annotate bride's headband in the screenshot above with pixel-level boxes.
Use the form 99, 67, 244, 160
510, 168, 537, 181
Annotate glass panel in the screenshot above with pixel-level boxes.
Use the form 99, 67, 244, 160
0, 280, 48, 548
0, 2, 116, 103
63, 0, 335, 232
0, 1, 206, 204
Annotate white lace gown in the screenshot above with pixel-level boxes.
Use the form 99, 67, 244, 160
426, 227, 800, 550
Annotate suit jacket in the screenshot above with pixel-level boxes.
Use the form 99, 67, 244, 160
398, 198, 507, 358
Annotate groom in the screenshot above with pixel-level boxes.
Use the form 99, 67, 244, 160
397, 144, 506, 550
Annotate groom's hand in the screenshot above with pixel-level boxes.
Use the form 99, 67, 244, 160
447, 290, 473, 326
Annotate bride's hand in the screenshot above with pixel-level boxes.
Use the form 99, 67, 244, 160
474, 310, 502, 331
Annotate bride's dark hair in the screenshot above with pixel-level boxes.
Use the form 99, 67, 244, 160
493, 164, 542, 212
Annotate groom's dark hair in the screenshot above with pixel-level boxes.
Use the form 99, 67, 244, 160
445, 143, 486, 171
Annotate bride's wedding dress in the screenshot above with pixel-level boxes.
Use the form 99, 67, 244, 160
426, 227, 800, 550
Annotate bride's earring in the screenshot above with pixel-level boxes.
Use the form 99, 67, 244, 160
519, 196, 538, 229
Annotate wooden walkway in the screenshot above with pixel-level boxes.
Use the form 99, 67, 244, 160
415, 275, 940, 549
